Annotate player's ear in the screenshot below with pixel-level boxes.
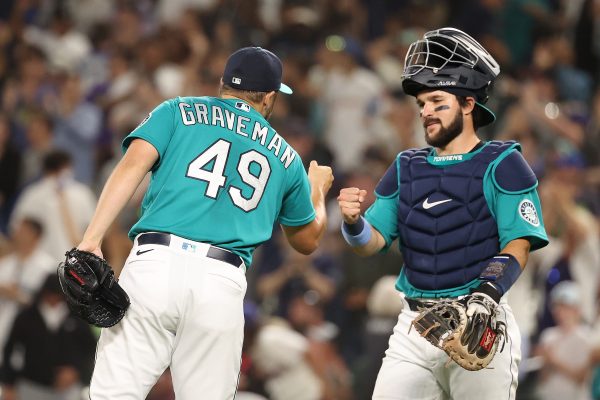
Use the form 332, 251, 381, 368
264, 91, 277, 106
462, 96, 476, 115
266, 91, 276, 101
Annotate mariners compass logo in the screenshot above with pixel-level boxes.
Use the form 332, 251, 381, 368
518, 200, 540, 227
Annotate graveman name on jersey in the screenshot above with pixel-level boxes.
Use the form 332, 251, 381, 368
178, 102, 296, 169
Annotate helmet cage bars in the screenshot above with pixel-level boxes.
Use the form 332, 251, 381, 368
402, 28, 499, 81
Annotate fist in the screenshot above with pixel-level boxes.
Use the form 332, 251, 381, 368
337, 187, 368, 225
308, 160, 334, 195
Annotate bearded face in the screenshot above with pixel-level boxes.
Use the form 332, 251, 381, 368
423, 106, 464, 148
417, 90, 467, 149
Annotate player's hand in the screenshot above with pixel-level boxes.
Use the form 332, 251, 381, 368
338, 187, 367, 225
76, 240, 104, 259
308, 160, 334, 195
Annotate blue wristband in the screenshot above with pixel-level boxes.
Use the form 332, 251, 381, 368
341, 216, 372, 247
479, 254, 522, 296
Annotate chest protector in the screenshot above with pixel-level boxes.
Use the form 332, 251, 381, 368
398, 141, 514, 290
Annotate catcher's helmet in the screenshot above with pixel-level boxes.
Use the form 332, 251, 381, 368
401, 27, 500, 126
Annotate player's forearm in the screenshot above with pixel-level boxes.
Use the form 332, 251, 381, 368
310, 186, 328, 242
281, 162, 332, 255
341, 215, 386, 257
81, 141, 157, 247
499, 238, 531, 268
82, 163, 146, 246
475, 238, 532, 300
351, 228, 385, 257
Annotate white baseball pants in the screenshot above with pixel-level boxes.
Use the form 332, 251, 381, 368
372, 295, 521, 400
89, 233, 247, 399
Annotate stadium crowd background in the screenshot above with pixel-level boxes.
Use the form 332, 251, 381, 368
0, 0, 599, 399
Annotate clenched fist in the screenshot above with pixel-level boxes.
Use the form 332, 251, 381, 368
308, 160, 334, 195
338, 187, 368, 225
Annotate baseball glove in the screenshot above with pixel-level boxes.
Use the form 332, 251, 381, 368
57, 248, 130, 328
410, 295, 506, 371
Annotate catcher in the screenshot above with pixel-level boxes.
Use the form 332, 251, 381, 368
337, 28, 548, 399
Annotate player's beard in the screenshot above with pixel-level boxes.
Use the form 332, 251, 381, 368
424, 108, 463, 148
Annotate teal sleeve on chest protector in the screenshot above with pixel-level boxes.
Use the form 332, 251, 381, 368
484, 163, 549, 251
365, 196, 399, 249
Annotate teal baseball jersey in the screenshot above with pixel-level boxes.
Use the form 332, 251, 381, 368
122, 97, 315, 267
365, 141, 549, 298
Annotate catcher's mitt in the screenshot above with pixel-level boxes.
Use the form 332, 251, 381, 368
410, 295, 506, 371
57, 248, 130, 328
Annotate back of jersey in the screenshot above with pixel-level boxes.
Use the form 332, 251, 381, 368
122, 96, 315, 266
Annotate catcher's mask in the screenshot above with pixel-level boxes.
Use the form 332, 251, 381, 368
401, 27, 499, 127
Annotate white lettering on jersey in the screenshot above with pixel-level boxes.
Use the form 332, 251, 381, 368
211, 105, 225, 128
194, 103, 208, 125
236, 116, 250, 137
224, 109, 236, 131
252, 122, 268, 146
179, 103, 195, 125
178, 102, 296, 169
267, 133, 282, 157
280, 146, 296, 169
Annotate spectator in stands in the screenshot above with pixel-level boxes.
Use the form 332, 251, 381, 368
51, 73, 102, 185
534, 281, 595, 400
309, 35, 386, 174
10, 151, 96, 262
255, 235, 340, 318
0, 275, 97, 400
536, 154, 600, 332
0, 217, 54, 364
0, 112, 21, 233
286, 292, 352, 400
21, 110, 54, 185
251, 319, 323, 400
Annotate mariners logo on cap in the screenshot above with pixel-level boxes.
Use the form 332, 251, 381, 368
518, 200, 539, 226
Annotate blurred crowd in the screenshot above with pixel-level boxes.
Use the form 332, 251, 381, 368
0, 0, 599, 399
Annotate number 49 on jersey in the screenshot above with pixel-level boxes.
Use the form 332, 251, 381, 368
186, 139, 271, 212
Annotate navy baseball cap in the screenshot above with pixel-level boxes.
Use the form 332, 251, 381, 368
223, 47, 293, 94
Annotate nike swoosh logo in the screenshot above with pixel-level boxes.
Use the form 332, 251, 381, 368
422, 197, 452, 209
136, 249, 154, 256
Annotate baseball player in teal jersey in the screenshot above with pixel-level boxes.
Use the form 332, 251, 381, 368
338, 28, 549, 399
76, 47, 333, 399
